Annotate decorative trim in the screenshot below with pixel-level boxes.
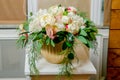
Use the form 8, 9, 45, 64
91, 0, 103, 26
91, 29, 109, 80
0, 30, 18, 39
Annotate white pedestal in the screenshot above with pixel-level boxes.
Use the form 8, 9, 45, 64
25, 54, 96, 80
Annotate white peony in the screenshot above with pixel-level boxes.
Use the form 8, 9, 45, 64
70, 15, 84, 26
31, 9, 47, 19
48, 5, 65, 15
67, 21, 80, 34
29, 18, 42, 33
40, 14, 55, 27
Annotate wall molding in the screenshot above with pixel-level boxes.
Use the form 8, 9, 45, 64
0, 30, 18, 39
91, 0, 103, 26
90, 29, 109, 80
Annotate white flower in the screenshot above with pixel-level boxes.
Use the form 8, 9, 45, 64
68, 12, 76, 17
62, 16, 70, 24
31, 9, 47, 19
67, 22, 80, 34
40, 14, 55, 27
28, 5, 85, 35
55, 23, 65, 31
48, 5, 65, 15
19, 24, 24, 30
29, 18, 42, 33
71, 15, 84, 26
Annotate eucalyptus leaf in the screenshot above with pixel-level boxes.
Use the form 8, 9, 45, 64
87, 40, 94, 48
80, 29, 87, 36
16, 35, 27, 48
77, 36, 87, 44
20, 35, 26, 40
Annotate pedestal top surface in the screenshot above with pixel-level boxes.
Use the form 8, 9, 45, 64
25, 54, 96, 75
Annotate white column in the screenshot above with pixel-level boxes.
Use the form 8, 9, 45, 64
27, 0, 38, 16
90, 0, 103, 26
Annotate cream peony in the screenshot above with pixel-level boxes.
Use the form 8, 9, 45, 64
29, 18, 42, 33
48, 5, 65, 15
67, 21, 80, 34
40, 14, 56, 27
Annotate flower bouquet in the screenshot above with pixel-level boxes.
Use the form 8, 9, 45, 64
17, 5, 98, 79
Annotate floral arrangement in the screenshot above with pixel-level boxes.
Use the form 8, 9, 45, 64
17, 5, 98, 79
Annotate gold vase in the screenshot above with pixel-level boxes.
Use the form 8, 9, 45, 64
41, 38, 89, 64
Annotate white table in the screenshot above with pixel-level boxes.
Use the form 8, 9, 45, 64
25, 54, 96, 80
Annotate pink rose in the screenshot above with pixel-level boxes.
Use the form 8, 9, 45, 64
67, 7, 77, 14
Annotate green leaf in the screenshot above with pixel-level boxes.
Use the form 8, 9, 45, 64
46, 37, 50, 45
41, 28, 46, 34
67, 53, 74, 60
67, 33, 74, 42
77, 36, 87, 44
66, 41, 73, 47
29, 33, 35, 40
80, 29, 87, 36
16, 35, 27, 48
87, 40, 94, 48
33, 34, 39, 41
51, 40, 55, 47
90, 32, 96, 40
62, 42, 67, 50
23, 21, 29, 31
56, 31, 68, 36
38, 33, 44, 39
20, 35, 26, 40
53, 36, 64, 43
36, 40, 43, 53
63, 11, 68, 16
30, 12, 33, 16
